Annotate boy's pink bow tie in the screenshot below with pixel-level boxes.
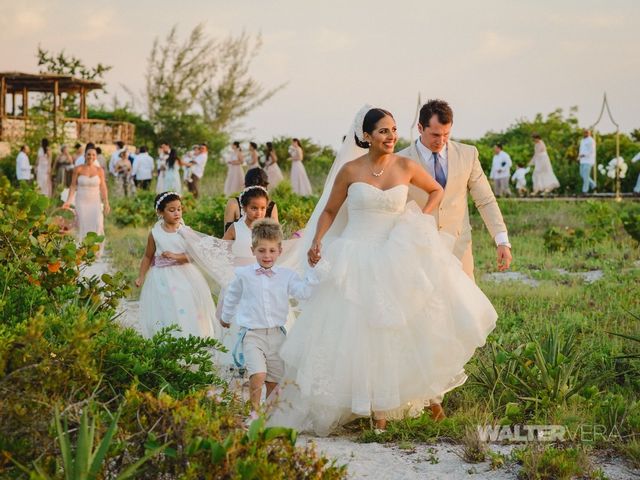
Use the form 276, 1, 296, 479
256, 267, 275, 277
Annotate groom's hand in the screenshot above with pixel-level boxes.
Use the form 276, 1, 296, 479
497, 245, 512, 271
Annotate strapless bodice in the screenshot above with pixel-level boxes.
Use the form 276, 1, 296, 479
342, 182, 409, 241
77, 175, 100, 188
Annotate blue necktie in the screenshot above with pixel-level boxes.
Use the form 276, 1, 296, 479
432, 152, 447, 188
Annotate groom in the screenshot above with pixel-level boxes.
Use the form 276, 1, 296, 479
398, 99, 512, 419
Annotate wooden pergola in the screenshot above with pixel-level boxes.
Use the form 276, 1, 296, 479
0, 71, 134, 144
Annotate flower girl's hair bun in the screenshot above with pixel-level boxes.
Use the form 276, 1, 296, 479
354, 108, 394, 149
251, 218, 282, 247
155, 191, 181, 211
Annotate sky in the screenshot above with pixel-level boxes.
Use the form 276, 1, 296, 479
1, 0, 639, 148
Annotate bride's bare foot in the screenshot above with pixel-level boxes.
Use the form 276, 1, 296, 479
429, 403, 446, 422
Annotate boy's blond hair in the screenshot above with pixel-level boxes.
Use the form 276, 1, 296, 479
251, 218, 283, 247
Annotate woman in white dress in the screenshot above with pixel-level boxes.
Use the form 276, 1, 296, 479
264, 142, 284, 190
267, 107, 497, 436
36, 138, 53, 197
136, 192, 218, 339
162, 149, 183, 194
288, 138, 313, 196
529, 134, 560, 194
247, 142, 261, 170
63, 146, 110, 254
224, 142, 245, 196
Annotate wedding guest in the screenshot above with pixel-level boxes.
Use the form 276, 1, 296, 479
136, 192, 218, 340
162, 148, 183, 193
15, 145, 32, 183
288, 138, 313, 196
224, 141, 245, 196
132, 146, 154, 190
578, 129, 597, 195
220, 218, 315, 415
54, 145, 74, 188
264, 142, 284, 190
247, 142, 260, 170
109, 141, 126, 177
115, 150, 135, 197
96, 147, 108, 171
73, 143, 85, 167
187, 143, 208, 199
489, 143, 512, 197
529, 134, 560, 195
224, 168, 279, 232
63, 146, 110, 256
511, 163, 531, 197
36, 138, 53, 197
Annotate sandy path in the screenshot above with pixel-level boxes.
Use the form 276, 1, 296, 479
82, 257, 640, 480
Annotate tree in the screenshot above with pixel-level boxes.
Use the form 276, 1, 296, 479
36, 47, 112, 113
146, 24, 283, 146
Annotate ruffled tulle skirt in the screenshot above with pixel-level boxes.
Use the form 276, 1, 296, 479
139, 263, 218, 339
268, 205, 497, 436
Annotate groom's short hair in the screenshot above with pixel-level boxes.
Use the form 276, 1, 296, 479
419, 99, 453, 127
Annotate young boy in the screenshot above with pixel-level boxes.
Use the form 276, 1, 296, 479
511, 163, 531, 197
220, 218, 315, 416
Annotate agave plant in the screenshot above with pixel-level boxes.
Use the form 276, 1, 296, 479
26, 405, 164, 480
607, 310, 640, 361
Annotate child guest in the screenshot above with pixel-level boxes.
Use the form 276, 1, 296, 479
511, 164, 530, 197
220, 219, 315, 415
136, 192, 218, 339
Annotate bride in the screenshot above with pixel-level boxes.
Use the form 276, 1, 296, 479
267, 106, 498, 435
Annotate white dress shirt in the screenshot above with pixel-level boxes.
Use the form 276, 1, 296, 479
74, 155, 85, 167
16, 151, 32, 180
579, 137, 596, 165
222, 263, 314, 329
131, 153, 155, 180
190, 152, 208, 178
490, 151, 512, 179
415, 139, 448, 178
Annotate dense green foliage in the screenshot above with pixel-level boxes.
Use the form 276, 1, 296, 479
0, 180, 345, 478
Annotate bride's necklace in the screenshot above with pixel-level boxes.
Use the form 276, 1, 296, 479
368, 155, 389, 177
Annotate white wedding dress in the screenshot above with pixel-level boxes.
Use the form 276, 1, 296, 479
266, 105, 498, 436
267, 183, 497, 435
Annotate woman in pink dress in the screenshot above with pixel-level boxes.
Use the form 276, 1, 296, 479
36, 138, 53, 197
288, 138, 313, 196
224, 141, 245, 196
529, 134, 560, 195
63, 146, 110, 255
264, 141, 284, 190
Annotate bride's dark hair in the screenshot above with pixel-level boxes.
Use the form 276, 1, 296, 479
354, 108, 393, 148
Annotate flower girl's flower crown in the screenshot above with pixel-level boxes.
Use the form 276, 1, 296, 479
239, 185, 269, 204
155, 191, 180, 210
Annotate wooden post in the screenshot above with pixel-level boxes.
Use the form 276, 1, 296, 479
80, 87, 87, 119
0, 76, 5, 139
22, 87, 28, 117
11, 92, 15, 115
53, 80, 59, 138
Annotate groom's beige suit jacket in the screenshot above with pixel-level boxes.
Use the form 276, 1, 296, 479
398, 140, 507, 279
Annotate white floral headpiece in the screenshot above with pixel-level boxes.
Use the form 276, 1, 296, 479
353, 104, 374, 143
239, 185, 269, 205
155, 191, 180, 210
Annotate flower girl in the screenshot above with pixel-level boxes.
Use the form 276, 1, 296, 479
136, 192, 218, 339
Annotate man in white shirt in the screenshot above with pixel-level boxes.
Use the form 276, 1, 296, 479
15, 145, 33, 182
490, 143, 513, 197
131, 146, 155, 190
187, 143, 208, 198
578, 130, 597, 194
109, 141, 125, 177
